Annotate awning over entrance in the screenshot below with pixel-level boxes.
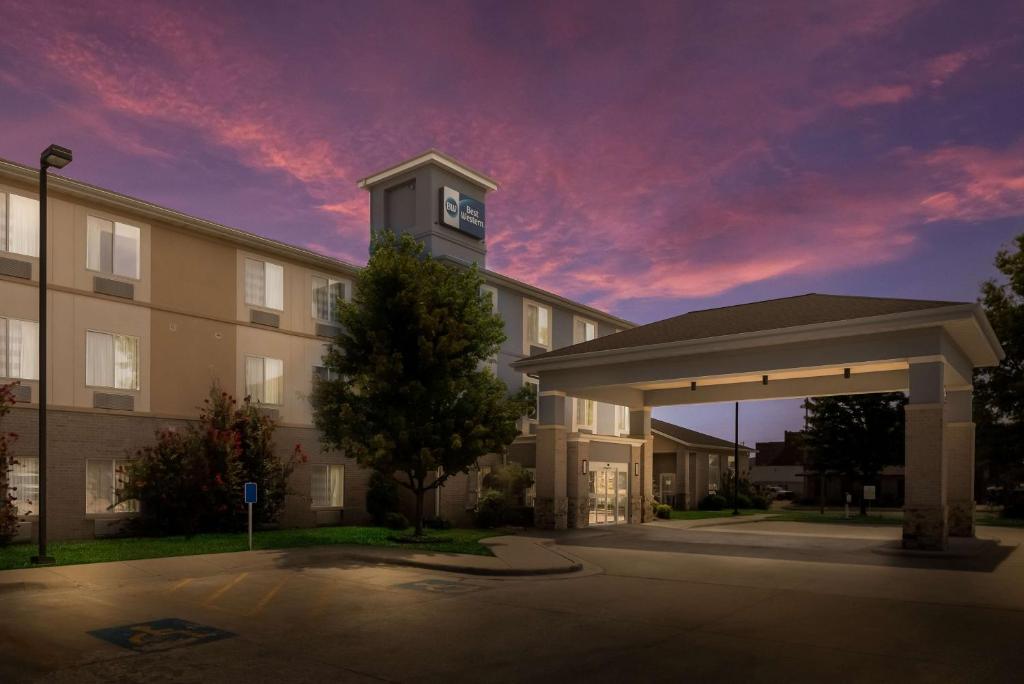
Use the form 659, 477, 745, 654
512, 293, 1004, 551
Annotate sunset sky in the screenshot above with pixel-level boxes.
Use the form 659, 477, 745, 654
2, 0, 1023, 444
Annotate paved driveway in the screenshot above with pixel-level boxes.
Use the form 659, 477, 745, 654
2, 521, 1023, 683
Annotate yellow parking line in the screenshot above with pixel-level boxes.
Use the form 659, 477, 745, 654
249, 578, 287, 616
204, 572, 249, 605
169, 578, 194, 593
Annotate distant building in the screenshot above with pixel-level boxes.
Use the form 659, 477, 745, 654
752, 431, 806, 497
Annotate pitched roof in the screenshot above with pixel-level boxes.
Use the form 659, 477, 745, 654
652, 418, 751, 452
529, 293, 965, 360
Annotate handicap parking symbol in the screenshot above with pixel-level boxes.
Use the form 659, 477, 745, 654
89, 618, 235, 653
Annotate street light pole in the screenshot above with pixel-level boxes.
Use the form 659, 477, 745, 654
31, 144, 72, 566
733, 401, 739, 515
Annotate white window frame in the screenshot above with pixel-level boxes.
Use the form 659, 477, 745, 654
0, 191, 40, 258
85, 330, 140, 391
9, 456, 38, 517
523, 299, 552, 352
86, 215, 142, 280
245, 355, 284, 405
311, 274, 352, 323
85, 458, 137, 514
0, 317, 39, 381
615, 406, 631, 436
571, 316, 598, 432
310, 463, 345, 508
244, 258, 285, 311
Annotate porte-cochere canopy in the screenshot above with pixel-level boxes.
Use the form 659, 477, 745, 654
513, 293, 1004, 551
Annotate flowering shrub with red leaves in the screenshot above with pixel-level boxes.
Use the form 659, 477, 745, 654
0, 383, 22, 546
119, 384, 303, 536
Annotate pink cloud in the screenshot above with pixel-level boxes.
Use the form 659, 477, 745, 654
835, 84, 915, 108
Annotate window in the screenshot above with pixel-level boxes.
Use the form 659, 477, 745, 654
573, 317, 596, 345
480, 285, 498, 313
615, 406, 630, 435
86, 331, 139, 390
0, 192, 39, 257
245, 258, 284, 310
708, 454, 721, 493
525, 301, 551, 348
87, 216, 141, 279
575, 397, 595, 431
86, 459, 136, 514
312, 275, 350, 323
523, 375, 539, 422
0, 317, 39, 380
311, 464, 344, 508
245, 355, 284, 404
9, 456, 38, 516
524, 467, 537, 507
572, 317, 597, 431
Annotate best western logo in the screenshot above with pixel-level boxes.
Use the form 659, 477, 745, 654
439, 186, 485, 240
445, 196, 458, 217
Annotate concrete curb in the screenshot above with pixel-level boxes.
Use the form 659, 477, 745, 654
340, 553, 584, 576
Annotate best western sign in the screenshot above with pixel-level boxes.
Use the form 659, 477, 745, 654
439, 187, 485, 240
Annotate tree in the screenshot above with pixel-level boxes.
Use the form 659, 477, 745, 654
0, 383, 22, 546
312, 232, 532, 536
803, 393, 906, 514
975, 234, 1024, 499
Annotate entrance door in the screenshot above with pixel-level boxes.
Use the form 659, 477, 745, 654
589, 463, 628, 525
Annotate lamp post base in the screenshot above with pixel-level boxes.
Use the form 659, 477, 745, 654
30, 556, 56, 566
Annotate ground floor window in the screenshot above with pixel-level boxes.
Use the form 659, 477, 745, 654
9, 456, 38, 516
86, 459, 136, 514
708, 454, 720, 493
310, 463, 344, 508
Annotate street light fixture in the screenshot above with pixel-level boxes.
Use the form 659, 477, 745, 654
30, 144, 72, 566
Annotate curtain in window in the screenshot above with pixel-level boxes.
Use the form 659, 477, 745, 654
536, 306, 550, 345
114, 334, 139, 390
328, 465, 344, 507
329, 281, 345, 321
9, 320, 38, 380
113, 222, 140, 279
113, 460, 137, 512
245, 356, 264, 401
0, 193, 7, 250
265, 262, 284, 310
245, 259, 265, 306
10, 457, 38, 516
527, 306, 538, 344
264, 357, 284, 404
312, 276, 330, 321
7, 194, 39, 257
86, 332, 115, 387
311, 465, 329, 507
87, 216, 114, 273
86, 460, 114, 514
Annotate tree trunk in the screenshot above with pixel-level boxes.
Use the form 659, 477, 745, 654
414, 488, 425, 537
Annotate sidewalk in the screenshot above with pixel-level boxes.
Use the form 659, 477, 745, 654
0, 534, 582, 592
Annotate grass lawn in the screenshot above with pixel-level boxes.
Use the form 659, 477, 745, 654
766, 510, 903, 525
0, 526, 497, 572
977, 514, 1024, 528
669, 509, 766, 520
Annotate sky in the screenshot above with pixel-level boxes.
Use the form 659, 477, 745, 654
1, 0, 1023, 445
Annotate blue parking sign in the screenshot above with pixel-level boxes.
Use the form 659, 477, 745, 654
244, 482, 257, 504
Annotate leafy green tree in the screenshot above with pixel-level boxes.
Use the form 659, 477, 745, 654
975, 235, 1024, 498
0, 383, 23, 546
312, 232, 532, 536
804, 393, 906, 514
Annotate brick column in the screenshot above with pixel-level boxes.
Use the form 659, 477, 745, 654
903, 362, 948, 550
535, 387, 568, 530
675, 445, 689, 509
629, 407, 653, 522
945, 389, 975, 538
566, 439, 590, 528
695, 452, 709, 505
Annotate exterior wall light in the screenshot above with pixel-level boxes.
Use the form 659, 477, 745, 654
762, 375, 768, 385
844, 368, 851, 379
634, 462, 640, 477
690, 381, 697, 391
581, 459, 588, 474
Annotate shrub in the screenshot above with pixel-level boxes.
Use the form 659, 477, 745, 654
0, 384, 21, 546
503, 505, 534, 527
482, 463, 535, 507
1003, 490, 1024, 519
424, 516, 452, 530
385, 512, 409, 530
698, 494, 728, 511
366, 471, 400, 525
475, 489, 506, 528
750, 495, 770, 510
655, 504, 672, 519
119, 384, 304, 536
734, 493, 752, 509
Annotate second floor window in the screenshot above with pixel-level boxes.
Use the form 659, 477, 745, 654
0, 192, 40, 258
526, 302, 551, 348
616, 406, 630, 435
87, 216, 141, 279
245, 258, 284, 310
312, 276, 349, 323
245, 355, 284, 405
0, 317, 39, 380
86, 331, 140, 390
574, 318, 597, 344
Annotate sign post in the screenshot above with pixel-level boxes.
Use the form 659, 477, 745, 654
244, 482, 258, 551
863, 485, 876, 516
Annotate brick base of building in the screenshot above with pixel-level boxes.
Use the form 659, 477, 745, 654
947, 500, 976, 538
902, 505, 949, 550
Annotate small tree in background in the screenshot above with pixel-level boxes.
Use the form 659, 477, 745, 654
0, 384, 22, 546
804, 393, 906, 514
313, 232, 533, 536
120, 384, 304, 535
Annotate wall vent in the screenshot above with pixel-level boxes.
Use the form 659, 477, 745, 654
257, 407, 280, 421
10, 385, 31, 403
93, 276, 134, 299
250, 310, 280, 328
315, 322, 342, 338
93, 392, 135, 411
0, 256, 32, 279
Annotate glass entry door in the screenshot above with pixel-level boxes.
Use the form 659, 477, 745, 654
589, 463, 629, 525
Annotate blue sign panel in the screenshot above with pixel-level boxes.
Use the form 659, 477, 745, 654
440, 186, 485, 240
244, 481, 258, 504
89, 618, 235, 653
